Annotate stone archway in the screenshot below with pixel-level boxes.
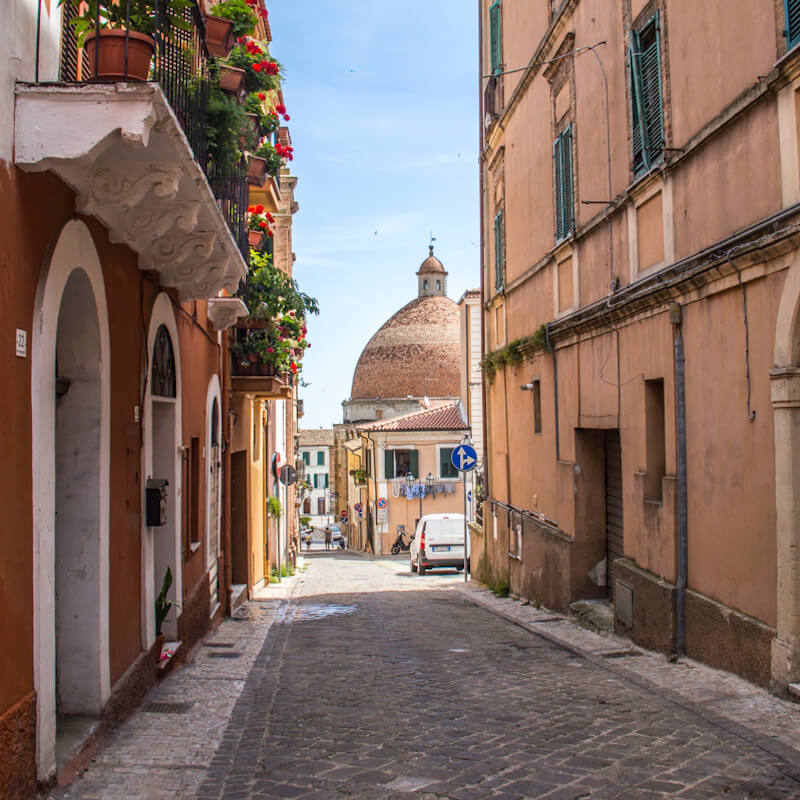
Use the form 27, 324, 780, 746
771, 250, 800, 687
32, 220, 111, 780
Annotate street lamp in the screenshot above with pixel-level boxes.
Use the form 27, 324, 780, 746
405, 472, 435, 520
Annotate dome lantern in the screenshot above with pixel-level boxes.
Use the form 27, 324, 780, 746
416, 245, 447, 298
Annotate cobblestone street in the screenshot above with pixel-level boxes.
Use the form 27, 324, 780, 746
56, 553, 800, 799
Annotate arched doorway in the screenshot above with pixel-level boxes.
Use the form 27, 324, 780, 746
142, 295, 182, 646
32, 220, 110, 779
303, 497, 311, 515
206, 377, 222, 614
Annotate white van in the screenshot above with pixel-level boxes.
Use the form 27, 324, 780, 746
410, 513, 469, 575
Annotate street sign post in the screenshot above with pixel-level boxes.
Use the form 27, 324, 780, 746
452, 443, 477, 583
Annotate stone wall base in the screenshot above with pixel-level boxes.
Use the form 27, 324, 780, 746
613, 558, 676, 653
180, 573, 212, 653
686, 589, 774, 688
0, 692, 36, 800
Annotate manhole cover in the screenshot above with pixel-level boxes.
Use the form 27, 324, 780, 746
207, 652, 241, 659
142, 702, 193, 714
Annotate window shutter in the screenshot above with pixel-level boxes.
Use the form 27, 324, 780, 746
440, 448, 449, 477
494, 210, 504, 290
554, 126, 574, 241
385, 450, 395, 480
628, 34, 647, 173
409, 450, 419, 479
788, 0, 800, 50
302, 452, 309, 465
629, 15, 663, 174
639, 14, 664, 162
490, 1, 502, 75
325, 474, 329, 489
317, 450, 324, 466
313, 474, 319, 489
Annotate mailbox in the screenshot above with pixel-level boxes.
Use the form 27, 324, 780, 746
146, 478, 169, 527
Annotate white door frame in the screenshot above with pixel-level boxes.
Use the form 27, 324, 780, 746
141, 293, 183, 647
31, 219, 111, 779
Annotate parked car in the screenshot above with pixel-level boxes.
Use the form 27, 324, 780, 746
409, 513, 469, 575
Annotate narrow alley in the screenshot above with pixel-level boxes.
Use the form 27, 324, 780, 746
54, 555, 800, 800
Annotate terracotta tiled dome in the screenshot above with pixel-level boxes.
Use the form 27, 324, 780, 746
350, 295, 460, 400
417, 247, 446, 275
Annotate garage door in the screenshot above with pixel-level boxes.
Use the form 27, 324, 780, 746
604, 429, 623, 599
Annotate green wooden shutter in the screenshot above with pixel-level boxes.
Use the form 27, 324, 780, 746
317, 450, 324, 465
385, 450, 395, 479
409, 450, 419, 480
302, 451, 309, 465
628, 33, 647, 173
494, 209, 504, 290
629, 14, 663, 175
554, 126, 574, 241
787, 0, 800, 50
440, 448, 457, 478
639, 14, 664, 164
490, 1, 502, 75
325, 474, 329, 489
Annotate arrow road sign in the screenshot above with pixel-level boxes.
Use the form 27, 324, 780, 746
451, 444, 477, 472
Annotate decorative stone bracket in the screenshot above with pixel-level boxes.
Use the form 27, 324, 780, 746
208, 297, 248, 330
14, 83, 247, 300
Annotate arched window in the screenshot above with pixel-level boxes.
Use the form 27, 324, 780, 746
435, 280, 441, 291
303, 497, 311, 514
151, 325, 176, 397
423, 279, 429, 290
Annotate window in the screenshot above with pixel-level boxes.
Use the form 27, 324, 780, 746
553, 125, 574, 241
644, 379, 665, 501
318, 497, 326, 515
316, 450, 325, 466
302, 451, 309, 465
385, 449, 418, 479
435, 280, 441, 291
189, 437, 200, 549
324, 473, 329, 489
494, 209, 505, 291
303, 497, 311, 514
788, 0, 800, 50
423, 279, 429, 291
628, 13, 664, 175
489, 0, 502, 75
532, 379, 542, 434
439, 448, 459, 479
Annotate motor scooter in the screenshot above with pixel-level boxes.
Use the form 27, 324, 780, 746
390, 528, 413, 555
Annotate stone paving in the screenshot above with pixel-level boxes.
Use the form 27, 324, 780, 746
54, 552, 800, 799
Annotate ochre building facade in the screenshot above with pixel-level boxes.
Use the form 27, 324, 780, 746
477, 0, 800, 690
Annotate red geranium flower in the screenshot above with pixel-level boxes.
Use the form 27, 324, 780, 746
252, 62, 261, 72
256, 204, 264, 213
257, 92, 266, 101
283, 114, 290, 121
259, 221, 267, 229
275, 103, 286, 115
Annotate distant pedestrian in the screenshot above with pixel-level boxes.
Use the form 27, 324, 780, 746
305, 532, 312, 551
325, 527, 332, 550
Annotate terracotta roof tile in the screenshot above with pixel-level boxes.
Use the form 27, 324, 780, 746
357, 402, 468, 432
298, 429, 334, 446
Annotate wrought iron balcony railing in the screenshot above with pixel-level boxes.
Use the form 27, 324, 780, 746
47, 0, 247, 262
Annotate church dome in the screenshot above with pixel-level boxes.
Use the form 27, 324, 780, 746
417, 246, 446, 275
350, 294, 460, 400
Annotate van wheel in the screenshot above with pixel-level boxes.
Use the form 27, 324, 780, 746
418, 558, 426, 576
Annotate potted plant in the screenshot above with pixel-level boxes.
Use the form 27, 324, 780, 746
219, 64, 247, 98
59, 0, 192, 81
246, 154, 268, 186
203, 14, 236, 59
207, 0, 258, 39
154, 566, 178, 660
226, 39, 281, 95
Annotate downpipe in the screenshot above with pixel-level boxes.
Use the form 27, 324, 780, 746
672, 304, 688, 655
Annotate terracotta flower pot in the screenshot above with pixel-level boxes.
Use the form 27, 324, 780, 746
83, 29, 154, 82
245, 112, 261, 136
248, 229, 264, 248
219, 65, 246, 98
204, 14, 235, 58
247, 155, 268, 187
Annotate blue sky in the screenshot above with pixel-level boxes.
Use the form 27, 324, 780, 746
268, 2, 480, 430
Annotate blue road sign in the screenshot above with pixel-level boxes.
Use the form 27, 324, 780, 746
467, 490, 473, 503
451, 444, 477, 472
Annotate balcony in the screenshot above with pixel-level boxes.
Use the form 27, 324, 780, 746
15, 1, 248, 300
230, 358, 293, 398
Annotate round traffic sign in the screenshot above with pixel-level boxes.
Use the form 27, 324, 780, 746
377, 497, 387, 509
451, 444, 478, 472
354, 502, 363, 513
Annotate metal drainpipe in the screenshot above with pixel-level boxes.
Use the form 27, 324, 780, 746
545, 323, 560, 463
672, 303, 688, 655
